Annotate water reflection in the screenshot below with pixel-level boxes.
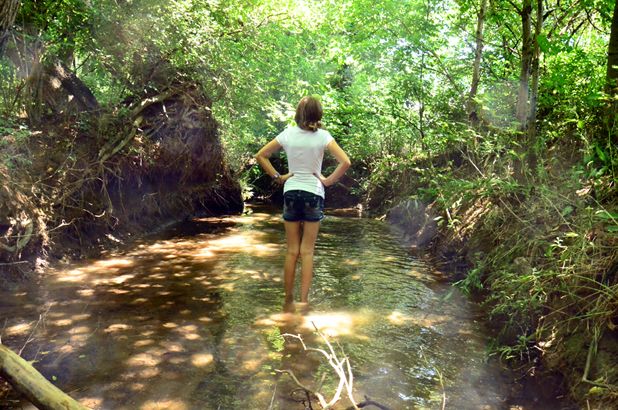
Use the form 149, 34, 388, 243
0, 207, 563, 409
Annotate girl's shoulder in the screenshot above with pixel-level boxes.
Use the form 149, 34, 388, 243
318, 128, 334, 143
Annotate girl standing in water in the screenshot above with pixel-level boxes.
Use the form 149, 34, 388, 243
255, 96, 351, 303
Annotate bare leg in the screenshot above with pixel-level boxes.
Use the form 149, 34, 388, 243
299, 221, 320, 303
283, 221, 301, 303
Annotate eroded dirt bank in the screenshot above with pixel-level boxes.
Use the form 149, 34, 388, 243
1, 84, 243, 287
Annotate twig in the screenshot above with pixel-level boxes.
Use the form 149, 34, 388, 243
274, 369, 328, 408
278, 325, 360, 409
18, 305, 51, 356
0, 261, 30, 266
581, 329, 618, 391
352, 396, 393, 410
267, 382, 277, 410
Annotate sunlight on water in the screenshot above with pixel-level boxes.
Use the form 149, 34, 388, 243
0, 206, 541, 409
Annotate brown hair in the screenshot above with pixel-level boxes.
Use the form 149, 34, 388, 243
294, 96, 323, 132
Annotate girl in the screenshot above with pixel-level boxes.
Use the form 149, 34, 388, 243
255, 96, 351, 303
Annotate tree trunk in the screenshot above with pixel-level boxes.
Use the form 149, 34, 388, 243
467, 0, 488, 125
516, 0, 533, 128
0, 0, 19, 54
526, 0, 543, 170
607, 0, 618, 95
606, 0, 618, 137
25, 59, 100, 122
0, 344, 90, 410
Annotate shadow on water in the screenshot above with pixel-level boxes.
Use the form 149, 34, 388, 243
0, 206, 575, 409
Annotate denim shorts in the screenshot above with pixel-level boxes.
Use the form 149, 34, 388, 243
283, 190, 325, 222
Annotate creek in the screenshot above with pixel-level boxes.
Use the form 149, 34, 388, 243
0, 206, 572, 409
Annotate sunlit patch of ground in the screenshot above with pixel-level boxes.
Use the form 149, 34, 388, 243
79, 397, 103, 408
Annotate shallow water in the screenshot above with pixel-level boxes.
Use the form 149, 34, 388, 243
1, 206, 570, 409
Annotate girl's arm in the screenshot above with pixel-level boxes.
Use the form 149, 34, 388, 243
316, 140, 351, 187
255, 139, 293, 183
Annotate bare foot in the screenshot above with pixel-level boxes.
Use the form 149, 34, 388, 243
283, 301, 296, 313
296, 302, 311, 315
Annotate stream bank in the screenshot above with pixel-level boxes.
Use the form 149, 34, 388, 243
375, 153, 618, 409
0, 82, 243, 289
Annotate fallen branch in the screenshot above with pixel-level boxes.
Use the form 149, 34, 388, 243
276, 323, 360, 410
352, 395, 393, 410
274, 368, 328, 408
0, 343, 90, 410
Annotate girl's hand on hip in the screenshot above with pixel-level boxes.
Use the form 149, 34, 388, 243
314, 173, 330, 187
277, 172, 294, 185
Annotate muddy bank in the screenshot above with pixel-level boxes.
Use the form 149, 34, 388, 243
0, 84, 243, 287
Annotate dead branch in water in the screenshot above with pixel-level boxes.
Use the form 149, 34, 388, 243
276, 323, 391, 410
276, 326, 356, 409
0, 343, 89, 410
351, 395, 393, 410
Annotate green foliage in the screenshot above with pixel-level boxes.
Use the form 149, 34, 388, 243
3, 2, 617, 400
266, 327, 285, 352
0, 120, 34, 170
0, 60, 21, 118
454, 257, 485, 294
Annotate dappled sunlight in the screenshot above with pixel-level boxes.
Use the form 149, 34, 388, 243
191, 352, 214, 368
254, 311, 304, 328
0, 210, 516, 409
140, 399, 188, 410
56, 268, 88, 283
104, 323, 132, 333
4, 322, 33, 336
256, 309, 372, 339
387, 310, 450, 328
95, 258, 134, 269
52, 318, 74, 327
56, 258, 136, 283
134, 339, 155, 348
191, 232, 279, 260
79, 397, 103, 408
127, 352, 162, 367
406, 269, 426, 280
343, 258, 360, 266
301, 311, 363, 337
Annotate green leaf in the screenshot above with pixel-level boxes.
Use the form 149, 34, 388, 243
595, 145, 608, 163
561, 205, 574, 216
595, 210, 618, 221
537, 35, 551, 53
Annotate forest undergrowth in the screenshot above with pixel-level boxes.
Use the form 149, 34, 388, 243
367, 126, 618, 407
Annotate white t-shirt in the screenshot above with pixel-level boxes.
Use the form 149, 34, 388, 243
275, 126, 334, 198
